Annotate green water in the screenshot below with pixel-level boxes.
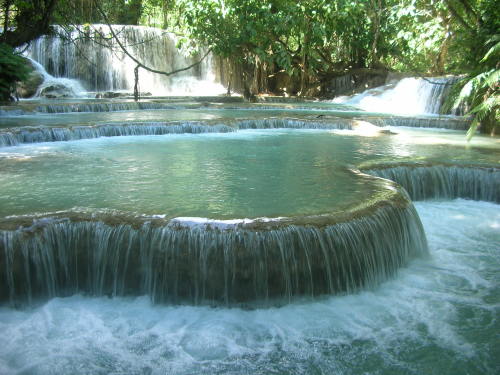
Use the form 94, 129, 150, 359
0, 128, 498, 219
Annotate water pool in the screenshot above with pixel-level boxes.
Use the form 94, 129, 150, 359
1, 128, 497, 219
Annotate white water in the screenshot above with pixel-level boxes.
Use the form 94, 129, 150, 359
334, 77, 454, 115
27, 58, 86, 98
27, 25, 225, 96
1, 199, 498, 374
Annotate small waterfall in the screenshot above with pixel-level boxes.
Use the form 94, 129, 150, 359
0, 118, 353, 146
0, 197, 428, 306
0, 122, 236, 146
31, 97, 244, 113
35, 101, 188, 113
368, 116, 469, 130
26, 25, 224, 95
334, 77, 457, 115
236, 118, 353, 130
365, 164, 500, 202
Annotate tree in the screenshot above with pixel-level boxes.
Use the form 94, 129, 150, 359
0, 43, 29, 101
445, 37, 499, 138
1, 0, 58, 47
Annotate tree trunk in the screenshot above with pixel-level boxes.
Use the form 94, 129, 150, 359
370, 0, 382, 68
300, 19, 310, 96
434, 21, 451, 74
2, 0, 12, 38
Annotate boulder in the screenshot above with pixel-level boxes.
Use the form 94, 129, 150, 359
16, 59, 45, 98
39, 83, 74, 98
102, 91, 121, 98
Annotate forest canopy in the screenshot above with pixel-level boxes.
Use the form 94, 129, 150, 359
2, 0, 498, 74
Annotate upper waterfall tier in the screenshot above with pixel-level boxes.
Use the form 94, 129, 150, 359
26, 25, 225, 95
334, 76, 458, 115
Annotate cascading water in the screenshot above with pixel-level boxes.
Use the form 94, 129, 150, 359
0, 118, 355, 146
26, 25, 225, 95
27, 58, 86, 98
334, 76, 458, 115
364, 164, 500, 203
1, 200, 497, 374
0, 199, 427, 306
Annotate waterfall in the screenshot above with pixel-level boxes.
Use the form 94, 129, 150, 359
26, 25, 225, 95
0, 196, 428, 306
0, 118, 354, 147
365, 164, 500, 202
334, 77, 458, 115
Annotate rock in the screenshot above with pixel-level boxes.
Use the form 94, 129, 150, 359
379, 129, 398, 135
102, 91, 121, 98
324, 69, 389, 98
39, 84, 74, 98
16, 59, 45, 98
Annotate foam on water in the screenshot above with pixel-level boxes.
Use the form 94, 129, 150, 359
334, 77, 455, 115
0, 200, 498, 374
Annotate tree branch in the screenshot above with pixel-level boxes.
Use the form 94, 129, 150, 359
94, 0, 211, 78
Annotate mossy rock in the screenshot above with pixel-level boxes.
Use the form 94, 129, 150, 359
39, 83, 74, 98
16, 58, 44, 98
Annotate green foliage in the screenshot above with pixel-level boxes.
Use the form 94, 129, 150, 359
445, 37, 499, 138
1, 0, 58, 47
0, 43, 30, 102
54, 0, 143, 25
179, 0, 383, 93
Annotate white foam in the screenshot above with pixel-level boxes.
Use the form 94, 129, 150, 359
27, 58, 86, 98
170, 216, 286, 229
335, 77, 453, 115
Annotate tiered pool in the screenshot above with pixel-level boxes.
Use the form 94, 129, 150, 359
0, 98, 498, 374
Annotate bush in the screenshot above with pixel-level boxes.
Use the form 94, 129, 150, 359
0, 43, 31, 102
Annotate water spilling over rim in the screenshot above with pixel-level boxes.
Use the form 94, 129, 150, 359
0, 177, 428, 306
0, 111, 496, 306
361, 162, 500, 203
1, 200, 497, 374
334, 76, 459, 115
0, 115, 472, 147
